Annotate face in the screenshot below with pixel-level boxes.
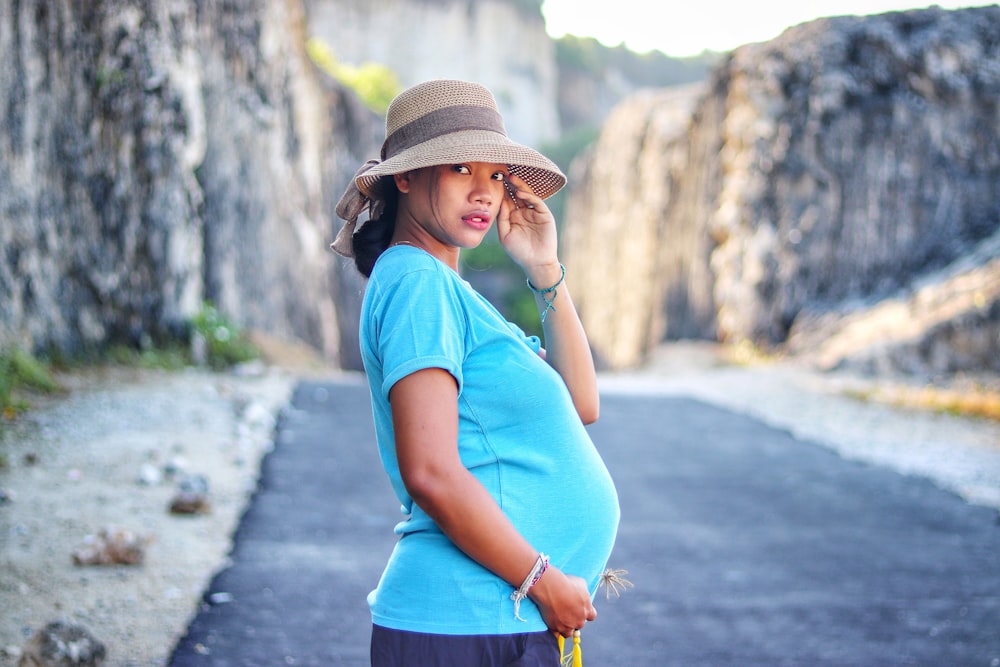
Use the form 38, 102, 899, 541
395, 162, 508, 251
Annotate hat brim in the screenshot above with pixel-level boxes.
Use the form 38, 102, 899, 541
356, 130, 566, 201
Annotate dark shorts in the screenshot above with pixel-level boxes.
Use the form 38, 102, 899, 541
370, 624, 561, 666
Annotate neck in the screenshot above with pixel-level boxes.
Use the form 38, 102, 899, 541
390, 233, 460, 272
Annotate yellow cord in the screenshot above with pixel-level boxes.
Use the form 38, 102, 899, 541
557, 631, 583, 666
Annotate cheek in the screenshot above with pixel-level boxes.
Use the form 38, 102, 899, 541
491, 180, 508, 205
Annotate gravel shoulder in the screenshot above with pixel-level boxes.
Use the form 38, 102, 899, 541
1, 346, 998, 666
0, 366, 297, 666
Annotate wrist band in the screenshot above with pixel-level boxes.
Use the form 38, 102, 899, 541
510, 553, 549, 622
526, 264, 565, 323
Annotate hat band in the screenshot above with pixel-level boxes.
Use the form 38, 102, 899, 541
382, 105, 506, 160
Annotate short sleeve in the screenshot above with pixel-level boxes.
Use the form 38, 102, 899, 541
371, 263, 468, 400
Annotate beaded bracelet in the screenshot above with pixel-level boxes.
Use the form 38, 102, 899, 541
511, 553, 550, 621
526, 264, 566, 323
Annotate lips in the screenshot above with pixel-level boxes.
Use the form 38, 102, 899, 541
462, 210, 493, 229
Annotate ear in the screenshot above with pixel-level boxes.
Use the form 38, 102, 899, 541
394, 171, 412, 194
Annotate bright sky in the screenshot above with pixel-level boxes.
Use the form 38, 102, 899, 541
541, 1, 991, 57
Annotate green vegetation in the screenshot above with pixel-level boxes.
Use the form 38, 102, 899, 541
0, 347, 62, 419
190, 302, 260, 370
554, 34, 717, 86
0, 303, 259, 421
306, 38, 401, 114
103, 343, 191, 371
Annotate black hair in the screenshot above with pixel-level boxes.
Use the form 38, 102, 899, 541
352, 176, 399, 278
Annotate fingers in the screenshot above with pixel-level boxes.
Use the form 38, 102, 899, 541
505, 173, 543, 212
495, 193, 511, 237
532, 568, 599, 638
558, 577, 597, 637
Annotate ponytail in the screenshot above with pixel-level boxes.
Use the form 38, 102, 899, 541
352, 177, 399, 278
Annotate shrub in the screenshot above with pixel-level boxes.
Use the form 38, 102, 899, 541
190, 303, 259, 370
306, 37, 401, 114
0, 347, 61, 418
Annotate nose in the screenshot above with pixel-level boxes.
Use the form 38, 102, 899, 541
471, 174, 495, 206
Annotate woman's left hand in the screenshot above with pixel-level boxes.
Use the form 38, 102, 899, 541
495, 173, 558, 271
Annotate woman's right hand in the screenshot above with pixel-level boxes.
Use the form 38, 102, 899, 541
527, 565, 597, 637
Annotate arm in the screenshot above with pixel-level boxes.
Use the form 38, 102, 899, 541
496, 174, 599, 424
390, 367, 596, 636
526, 263, 599, 424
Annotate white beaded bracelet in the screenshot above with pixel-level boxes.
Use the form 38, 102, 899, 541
510, 553, 550, 622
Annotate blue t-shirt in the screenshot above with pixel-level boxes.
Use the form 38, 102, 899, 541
360, 245, 620, 635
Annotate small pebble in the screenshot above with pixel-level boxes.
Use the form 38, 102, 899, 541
163, 456, 189, 478
19, 621, 106, 666
209, 591, 233, 604
137, 464, 162, 486
178, 474, 209, 495
72, 526, 151, 566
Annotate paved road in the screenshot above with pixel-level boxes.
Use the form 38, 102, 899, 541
170, 376, 1000, 666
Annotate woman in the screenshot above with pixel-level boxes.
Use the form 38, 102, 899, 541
332, 79, 619, 666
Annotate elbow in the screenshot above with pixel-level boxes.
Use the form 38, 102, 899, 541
400, 464, 457, 516
577, 397, 600, 426
401, 469, 439, 509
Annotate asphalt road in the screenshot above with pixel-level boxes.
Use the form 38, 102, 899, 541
170, 376, 1000, 666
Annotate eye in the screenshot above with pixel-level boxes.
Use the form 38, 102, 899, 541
451, 165, 471, 174
491, 171, 506, 181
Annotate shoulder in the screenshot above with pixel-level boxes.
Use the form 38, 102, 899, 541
370, 247, 453, 287
365, 247, 469, 317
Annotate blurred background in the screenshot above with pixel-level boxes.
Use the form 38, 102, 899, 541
1, 0, 998, 391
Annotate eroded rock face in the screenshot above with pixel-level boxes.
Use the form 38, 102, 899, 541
562, 84, 710, 370
1, 1, 206, 352
786, 228, 1000, 374
0, 0, 380, 361
563, 6, 1000, 373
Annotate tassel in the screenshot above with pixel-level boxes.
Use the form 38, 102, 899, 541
557, 631, 583, 666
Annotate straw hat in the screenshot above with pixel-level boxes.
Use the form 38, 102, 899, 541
332, 79, 566, 257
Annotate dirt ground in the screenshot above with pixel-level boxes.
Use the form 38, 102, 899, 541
0, 364, 296, 666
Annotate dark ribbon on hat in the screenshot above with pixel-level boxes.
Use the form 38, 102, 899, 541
381, 105, 506, 159
331, 159, 384, 258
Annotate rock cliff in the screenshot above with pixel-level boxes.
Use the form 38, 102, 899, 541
562, 84, 712, 370
5, 2, 997, 378
563, 6, 1000, 374
0, 0, 380, 361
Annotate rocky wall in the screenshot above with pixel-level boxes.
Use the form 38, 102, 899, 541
562, 6, 1000, 373
0, 0, 380, 361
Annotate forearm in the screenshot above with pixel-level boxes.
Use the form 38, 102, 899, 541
410, 462, 593, 636
392, 369, 540, 587
410, 466, 540, 588
526, 263, 599, 423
